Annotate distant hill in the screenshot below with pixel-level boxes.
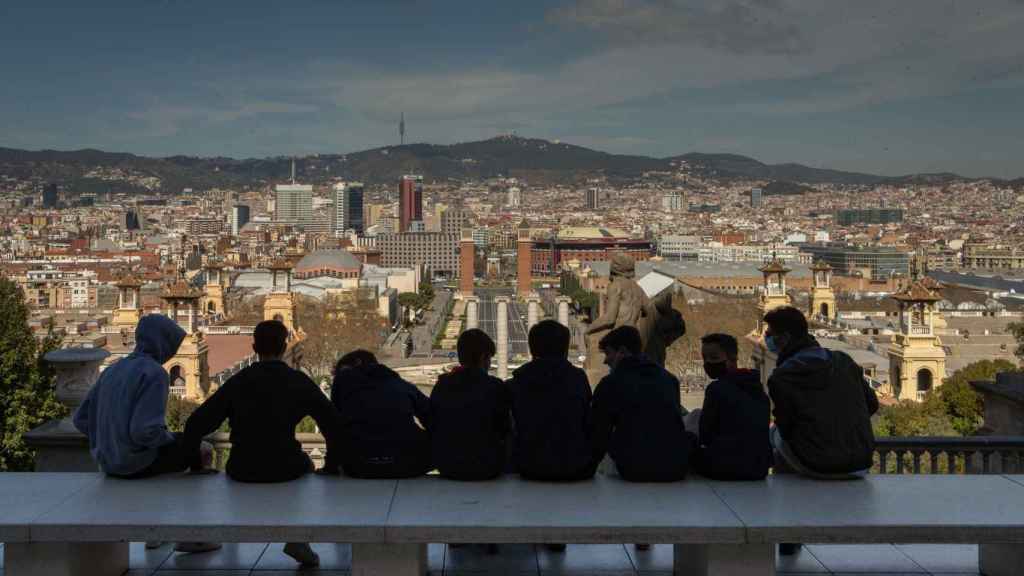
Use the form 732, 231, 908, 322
0, 136, 1000, 193
762, 180, 817, 196
670, 153, 885, 185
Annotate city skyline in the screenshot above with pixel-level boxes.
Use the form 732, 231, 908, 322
2, 1, 1024, 178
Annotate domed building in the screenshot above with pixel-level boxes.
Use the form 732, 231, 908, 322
293, 249, 362, 280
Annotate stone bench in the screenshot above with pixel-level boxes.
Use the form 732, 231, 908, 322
2, 472, 1024, 576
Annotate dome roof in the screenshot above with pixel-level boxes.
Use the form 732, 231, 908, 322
295, 249, 361, 272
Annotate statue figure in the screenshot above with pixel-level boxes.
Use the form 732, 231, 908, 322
584, 254, 686, 381
584, 254, 651, 381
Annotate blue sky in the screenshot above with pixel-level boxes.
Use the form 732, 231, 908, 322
2, 0, 1023, 178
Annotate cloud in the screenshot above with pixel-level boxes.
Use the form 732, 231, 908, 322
548, 0, 808, 55
126, 99, 319, 136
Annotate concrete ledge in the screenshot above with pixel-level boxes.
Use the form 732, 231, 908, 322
385, 476, 746, 544
28, 474, 396, 544
712, 474, 1024, 544
0, 473, 100, 543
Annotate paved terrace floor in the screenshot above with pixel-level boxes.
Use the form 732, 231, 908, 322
0, 541, 987, 575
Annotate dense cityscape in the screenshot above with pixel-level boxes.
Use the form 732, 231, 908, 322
2, 135, 1022, 406
4, 2, 1024, 574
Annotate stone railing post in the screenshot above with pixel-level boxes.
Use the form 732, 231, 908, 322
495, 296, 510, 379
23, 348, 110, 472
556, 296, 571, 328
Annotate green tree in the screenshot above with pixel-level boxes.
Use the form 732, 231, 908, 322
296, 416, 318, 434
0, 277, 66, 471
165, 395, 200, 433
418, 281, 435, 305
1009, 322, 1024, 361
939, 359, 1017, 436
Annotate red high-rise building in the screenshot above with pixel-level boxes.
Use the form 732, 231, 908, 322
398, 175, 423, 233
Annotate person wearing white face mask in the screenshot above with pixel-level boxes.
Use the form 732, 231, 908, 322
763, 306, 880, 557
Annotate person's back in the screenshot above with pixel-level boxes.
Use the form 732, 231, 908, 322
184, 360, 340, 483
332, 350, 432, 478
508, 320, 594, 481
74, 314, 185, 477
765, 307, 879, 475
431, 368, 510, 480
591, 329, 691, 481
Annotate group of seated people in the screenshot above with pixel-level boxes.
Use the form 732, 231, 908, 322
73, 305, 878, 566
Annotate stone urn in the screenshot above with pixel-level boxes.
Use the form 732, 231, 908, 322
45, 347, 111, 431
23, 347, 110, 471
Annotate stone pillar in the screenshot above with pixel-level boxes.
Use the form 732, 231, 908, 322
465, 296, 479, 330
527, 296, 541, 331
495, 296, 510, 379
459, 227, 475, 296
556, 296, 571, 328
972, 372, 1024, 436
23, 348, 110, 472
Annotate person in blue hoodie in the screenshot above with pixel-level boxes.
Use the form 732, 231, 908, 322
74, 313, 219, 554
75, 314, 194, 478
690, 333, 771, 481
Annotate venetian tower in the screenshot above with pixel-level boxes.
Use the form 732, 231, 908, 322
888, 280, 947, 402
808, 260, 837, 322
202, 260, 229, 318
264, 258, 297, 334
161, 278, 211, 401
112, 273, 144, 329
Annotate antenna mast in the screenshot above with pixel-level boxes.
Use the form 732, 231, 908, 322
400, 112, 406, 146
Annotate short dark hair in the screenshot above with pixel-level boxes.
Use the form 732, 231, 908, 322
701, 333, 739, 359
528, 319, 570, 359
253, 320, 289, 356
599, 325, 642, 355
458, 329, 496, 367
763, 306, 809, 339
336, 349, 378, 372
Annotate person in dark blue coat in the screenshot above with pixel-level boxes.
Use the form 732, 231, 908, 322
590, 325, 693, 482
430, 329, 511, 480
691, 333, 772, 480
329, 350, 432, 478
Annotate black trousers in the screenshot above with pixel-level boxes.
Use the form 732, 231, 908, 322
115, 433, 190, 479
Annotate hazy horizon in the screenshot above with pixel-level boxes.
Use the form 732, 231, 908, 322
3, 1, 1024, 178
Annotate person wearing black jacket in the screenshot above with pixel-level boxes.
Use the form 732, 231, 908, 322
330, 350, 432, 478
591, 326, 691, 482
764, 307, 879, 478
183, 320, 340, 567
430, 329, 511, 481
507, 320, 594, 482
691, 333, 771, 481
764, 307, 880, 558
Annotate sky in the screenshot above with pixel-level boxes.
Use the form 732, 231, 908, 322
2, 0, 1023, 178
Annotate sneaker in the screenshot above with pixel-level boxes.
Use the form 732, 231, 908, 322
544, 543, 567, 552
284, 542, 321, 567
779, 543, 802, 556
174, 542, 223, 554
144, 541, 164, 550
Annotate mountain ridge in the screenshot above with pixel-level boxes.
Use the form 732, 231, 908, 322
1, 135, 1014, 193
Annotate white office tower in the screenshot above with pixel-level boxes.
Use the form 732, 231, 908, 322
662, 192, 684, 212
507, 186, 522, 208
231, 204, 251, 235
275, 184, 314, 227
585, 187, 601, 210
